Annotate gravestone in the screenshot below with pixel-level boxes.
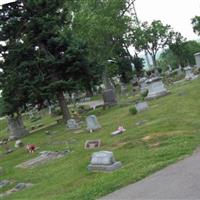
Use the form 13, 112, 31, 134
0, 180, 10, 188
194, 52, 200, 68
67, 119, 79, 130
146, 77, 168, 100
139, 77, 147, 92
86, 115, 101, 132
120, 84, 127, 95
88, 151, 122, 172
8, 116, 29, 140
135, 102, 149, 113
184, 66, 197, 80
103, 89, 117, 106
15, 140, 24, 148
16, 151, 67, 168
85, 140, 101, 149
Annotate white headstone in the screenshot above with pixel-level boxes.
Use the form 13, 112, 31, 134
146, 77, 168, 100
184, 66, 197, 80
86, 115, 101, 132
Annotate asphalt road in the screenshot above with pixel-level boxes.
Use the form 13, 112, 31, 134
99, 150, 200, 200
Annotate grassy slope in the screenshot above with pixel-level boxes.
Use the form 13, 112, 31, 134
1, 79, 200, 200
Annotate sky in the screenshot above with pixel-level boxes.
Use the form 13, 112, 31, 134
135, 0, 200, 40
1, 0, 199, 40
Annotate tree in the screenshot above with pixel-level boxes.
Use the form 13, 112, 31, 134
170, 40, 200, 66
0, 0, 92, 123
192, 16, 200, 36
131, 20, 181, 69
132, 55, 145, 77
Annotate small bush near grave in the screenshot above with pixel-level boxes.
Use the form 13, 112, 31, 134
129, 106, 137, 115
141, 90, 148, 99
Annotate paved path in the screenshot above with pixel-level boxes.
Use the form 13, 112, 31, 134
99, 150, 200, 200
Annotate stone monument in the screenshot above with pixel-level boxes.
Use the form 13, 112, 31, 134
8, 116, 29, 140
184, 66, 197, 80
67, 119, 79, 130
135, 102, 149, 113
87, 151, 122, 172
103, 89, 117, 106
194, 52, 200, 68
86, 115, 101, 132
138, 77, 148, 93
146, 77, 168, 100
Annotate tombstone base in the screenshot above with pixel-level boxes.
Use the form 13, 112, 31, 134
146, 90, 169, 100
88, 161, 122, 172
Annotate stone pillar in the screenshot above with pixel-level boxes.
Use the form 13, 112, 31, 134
194, 52, 200, 68
146, 77, 168, 100
8, 116, 29, 140
103, 89, 117, 106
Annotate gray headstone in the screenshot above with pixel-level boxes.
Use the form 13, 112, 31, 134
146, 77, 169, 100
103, 89, 117, 106
184, 66, 197, 80
88, 151, 122, 172
194, 52, 200, 68
135, 102, 149, 113
86, 115, 101, 132
8, 116, 29, 140
0, 180, 10, 188
67, 119, 79, 130
139, 77, 147, 92
84, 140, 101, 149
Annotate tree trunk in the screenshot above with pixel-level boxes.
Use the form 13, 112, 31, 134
57, 91, 71, 122
152, 54, 159, 75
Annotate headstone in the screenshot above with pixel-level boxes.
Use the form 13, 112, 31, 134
86, 115, 101, 132
15, 140, 24, 148
120, 83, 127, 95
184, 66, 197, 80
146, 77, 169, 100
67, 119, 79, 130
15, 183, 33, 190
0, 180, 10, 188
16, 151, 68, 168
8, 116, 29, 140
194, 52, 200, 68
103, 89, 117, 106
84, 140, 101, 149
88, 151, 122, 172
135, 102, 149, 113
138, 77, 147, 93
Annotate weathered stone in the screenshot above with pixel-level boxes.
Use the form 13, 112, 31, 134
194, 52, 200, 68
0, 180, 10, 188
88, 151, 122, 172
86, 115, 101, 132
184, 66, 198, 80
103, 89, 117, 106
67, 119, 79, 130
139, 77, 148, 92
15, 183, 33, 190
146, 77, 169, 100
16, 151, 67, 168
135, 102, 149, 113
85, 140, 101, 149
15, 140, 24, 148
8, 116, 29, 140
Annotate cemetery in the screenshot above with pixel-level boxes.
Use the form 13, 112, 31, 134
0, 0, 200, 200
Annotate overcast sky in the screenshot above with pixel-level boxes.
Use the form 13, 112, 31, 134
135, 0, 200, 40
1, 0, 199, 40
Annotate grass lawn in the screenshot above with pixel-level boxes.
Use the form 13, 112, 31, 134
1, 79, 200, 200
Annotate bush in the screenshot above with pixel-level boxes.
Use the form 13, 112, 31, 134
141, 89, 148, 99
129, 106, 137, 115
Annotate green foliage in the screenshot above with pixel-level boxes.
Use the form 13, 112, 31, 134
192, 16, 200, 36
132, 55, 145, 77
170, 40, 200, 66
131, 20, 182, 66
141, 90, 148, 99
129, 106, 137, 115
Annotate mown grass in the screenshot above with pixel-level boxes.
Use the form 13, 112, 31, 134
1, 79, 200, 200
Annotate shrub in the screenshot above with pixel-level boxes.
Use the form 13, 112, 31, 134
129, 106, 137, 115
141, 89, 148, 99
